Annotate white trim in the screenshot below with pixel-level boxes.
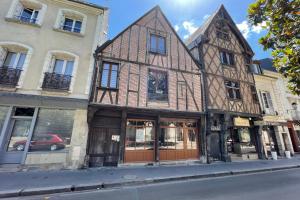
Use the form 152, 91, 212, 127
0, 41, 33, 89
38, 50, 79, 93
54, 8, 87, 35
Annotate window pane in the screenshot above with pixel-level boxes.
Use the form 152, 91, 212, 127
228, 88, 234, 99
0, 106, 9, 136
101, 69, 109, 87
53, 59, 64, 74
7, 120, 31, 152
103, 63, 110, 70
145, 127, 154, 150
74, 21, 82, 33
158, 37, 166, 54
166, 128, 176, 149
30, 109, 74, 152
33, 11, 39, 21
235, 89, 241, 99
63, 18, 73, 31
110, 70, 117, 88
135, 127, 145, 150
150, 35, 157, 52
187, 129, 197, 149
21, 8, 33, 22
148, 70, 168, 101
4, 52, 17, 68
17, 53, 26, 69
175, 128, 184, 149
126, 127, 136, 150
64, 61, 74, 76
112, 64, 118, 71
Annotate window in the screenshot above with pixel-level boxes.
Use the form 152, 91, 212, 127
150, 34, 166, 54
62, 18, 82, 33
220, 51, 235, 66
0, 106, 9, 134
225, 80, 241, 100
100, 62, 119, 89
148, 69, 168, 101
53, 59, 74, 76
19, 8, 39, 24
260, 91, 274, 114
30, 109, 74, 152
126, 120, 154, 151
3, 52, 26, 69
216, 30, 229, 40
250, 63, 263, 74
251, 85, 259, 103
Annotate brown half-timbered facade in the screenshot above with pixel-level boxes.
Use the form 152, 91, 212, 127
186, 5, 262, 162
88, 6, 205, 167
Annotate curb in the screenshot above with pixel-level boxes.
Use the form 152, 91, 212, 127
0, 165, 299, 198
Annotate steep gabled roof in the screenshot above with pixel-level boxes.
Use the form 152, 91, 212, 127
96, 5, 201, 68
186, 5, 254, 55
258, 58, 277, 72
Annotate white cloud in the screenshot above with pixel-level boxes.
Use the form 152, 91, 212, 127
174, 24, 180, 32
236, 20, 250, 39
236, 20, 266, 39
183, 34, 190, 39
182, 20, 198, 37
203, 14, 210, 20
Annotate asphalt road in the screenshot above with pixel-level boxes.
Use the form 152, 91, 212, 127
10, 168, 300, 200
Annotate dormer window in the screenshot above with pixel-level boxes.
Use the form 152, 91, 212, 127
62, 18, 82, 33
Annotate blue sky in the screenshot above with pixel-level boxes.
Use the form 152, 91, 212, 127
89, 0, 271, 59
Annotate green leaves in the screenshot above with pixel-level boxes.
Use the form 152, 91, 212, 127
248, 0, 300, 95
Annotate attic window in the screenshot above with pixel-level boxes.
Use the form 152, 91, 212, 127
149, 34, 166, 55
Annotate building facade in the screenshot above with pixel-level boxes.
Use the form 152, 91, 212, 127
252, 59, 294, 158
186, 5, 262, 162
256, 58, 299, 155
88, 6, 205, 167
0, 0, 108, 169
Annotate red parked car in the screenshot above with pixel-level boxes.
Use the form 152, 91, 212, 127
13, 134, 65, 151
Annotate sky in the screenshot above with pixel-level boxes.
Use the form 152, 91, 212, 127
89, 0, 272, 60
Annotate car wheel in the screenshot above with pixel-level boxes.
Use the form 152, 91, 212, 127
16, 144, 24, 151
50, 144, 57, 151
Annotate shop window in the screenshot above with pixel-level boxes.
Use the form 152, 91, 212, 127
149, 34, 166, 55
148, 69, 168, 101
220, 51, 235, 66
187, 129, 197, 149
160, 127, 183, 150
0, 106, 9, 133
125, 120, 154, 151
30, 109, 74, 152
100, 62, 119, 89
225, 80, 241, 100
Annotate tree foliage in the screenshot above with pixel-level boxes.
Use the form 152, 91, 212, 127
248, 0, 300, 95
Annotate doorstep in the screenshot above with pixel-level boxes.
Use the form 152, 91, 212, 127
118, 159, 201, 168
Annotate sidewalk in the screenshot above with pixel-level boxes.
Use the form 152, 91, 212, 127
1, 157, 300, 198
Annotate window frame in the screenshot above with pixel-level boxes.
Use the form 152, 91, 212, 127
216, 29, 229, 40
147, 68, 169, 102
220, 50, 235, 67
52, 58, 74, 76
62, 17, 82, 33
19, 7, 39, 24
225, 80, 241, 100
3, 51, 26, 69
149, 34, 167, 55
99, 62, 119, 90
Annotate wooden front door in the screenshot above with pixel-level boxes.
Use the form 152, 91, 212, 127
88, 116, 121, 167
159, 124, 199, 161
124, 120, 155, 163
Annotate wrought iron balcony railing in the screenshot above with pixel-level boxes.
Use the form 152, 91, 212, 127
0, 67, 22, 87
42, 72, 72, 91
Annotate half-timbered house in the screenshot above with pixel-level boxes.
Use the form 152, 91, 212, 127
88, 6, 205, 167
186, 5, 262, 162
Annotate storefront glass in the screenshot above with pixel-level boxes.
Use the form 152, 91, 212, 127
125, 120, 155, 150
0, 106, 9, 135
227, 128, 257, 155
29, 109, 74, 152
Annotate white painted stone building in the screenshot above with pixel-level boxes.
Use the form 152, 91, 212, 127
0, 0, 108, 169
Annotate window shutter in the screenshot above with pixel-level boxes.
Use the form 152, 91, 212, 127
0, 47, 8, 67
60, 14, 65, 29
14, 2, 23, 17
266, 92, 274, 112
49, 56, 56, 72
258, 91, 265, 110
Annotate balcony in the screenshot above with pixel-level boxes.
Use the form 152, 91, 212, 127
0, 67, 22, 87
42, 72, 72, 91
287, 109, 300, 121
